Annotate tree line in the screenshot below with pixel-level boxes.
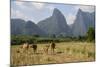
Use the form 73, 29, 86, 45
11, 27, 95, 45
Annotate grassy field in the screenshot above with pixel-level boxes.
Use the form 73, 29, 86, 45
11, 42, 95, 66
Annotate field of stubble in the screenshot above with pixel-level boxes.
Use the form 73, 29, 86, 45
11, 42, 95, 66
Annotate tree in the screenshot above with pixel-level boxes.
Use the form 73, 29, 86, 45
34, 35, 39, 38
87, 27, 95, 42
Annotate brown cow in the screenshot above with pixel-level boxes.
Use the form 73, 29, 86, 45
51, 42, 56, 54
30, 44, 37, 54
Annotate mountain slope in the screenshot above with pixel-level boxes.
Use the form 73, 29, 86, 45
38, 8, 71, 37
11, 19, 25, 35
24, 21, 47, 36
72, 9, 95, 37
11, 19, 47, 36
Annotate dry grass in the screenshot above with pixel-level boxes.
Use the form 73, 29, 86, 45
10, 42, 95, 66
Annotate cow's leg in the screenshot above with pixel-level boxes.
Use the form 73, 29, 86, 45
34, 49, 36, 54
33, 49, 35, 54
46, 48, 48, 54
51, 48, 53, 54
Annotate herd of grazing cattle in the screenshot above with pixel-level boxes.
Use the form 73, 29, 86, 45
21, 42, 56, 54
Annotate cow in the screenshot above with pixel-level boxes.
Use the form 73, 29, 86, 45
50, 42, 56, 54
21, 42, 29, 52
43, 44, 50, 54
30, 44, 37, 54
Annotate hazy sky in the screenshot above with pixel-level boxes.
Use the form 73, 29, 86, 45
11, 1, 95, 25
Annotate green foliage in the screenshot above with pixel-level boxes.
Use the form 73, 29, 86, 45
11, 35, 36, 45
78, 36, 87, 41
34, 35, 40, 38
87, 27, 95, 42
11, 27, 95, 45
11, 35, 58, 45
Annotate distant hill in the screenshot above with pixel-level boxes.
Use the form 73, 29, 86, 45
11, 19, 25, 35
24, 21, 47, 36
37, 8, 71, 37
11, 19, 47, 36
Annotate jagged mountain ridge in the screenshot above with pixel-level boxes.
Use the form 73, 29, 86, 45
72, 9, 95, 37
37, 8, 71, 37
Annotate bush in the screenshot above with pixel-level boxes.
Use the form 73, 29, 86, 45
87, 27, 95, 42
